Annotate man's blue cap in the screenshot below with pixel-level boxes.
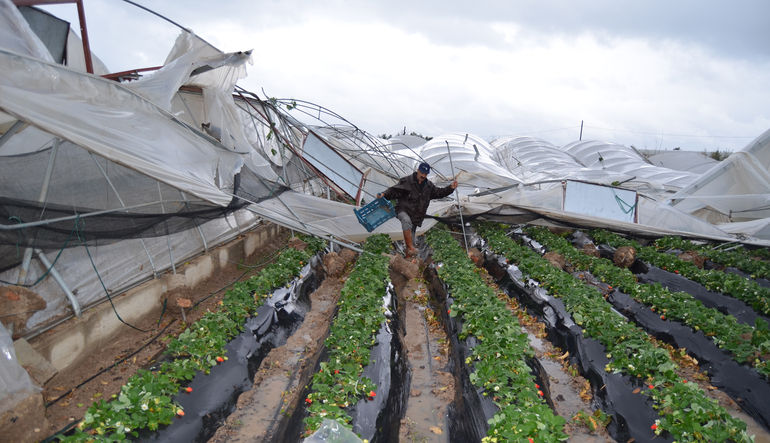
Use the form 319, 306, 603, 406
418, 162, 430, 174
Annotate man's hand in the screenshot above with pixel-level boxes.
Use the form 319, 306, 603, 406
376, 193, 383, 199
450, 180, 458, 189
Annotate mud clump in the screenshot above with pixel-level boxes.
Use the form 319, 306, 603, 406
0, 286, 46, 338
678, 250, 705, 268
322, 252, 346, 277
287, 236, 308, 251
338, 248, 358, 263
613, 246, 636, 268
581, 243, 600, 258
390, 254, 420, 280
543, 251, 566, 270
467, 248, 484, 267
322, 248, 358, 278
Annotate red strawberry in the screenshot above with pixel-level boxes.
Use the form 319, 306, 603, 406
185, 387, 193, 393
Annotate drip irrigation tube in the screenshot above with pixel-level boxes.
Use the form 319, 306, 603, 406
44, 319, 177, 408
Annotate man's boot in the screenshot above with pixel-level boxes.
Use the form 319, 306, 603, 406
403, 230, 417, 257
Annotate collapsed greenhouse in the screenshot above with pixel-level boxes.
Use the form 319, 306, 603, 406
2, 1, 770, 442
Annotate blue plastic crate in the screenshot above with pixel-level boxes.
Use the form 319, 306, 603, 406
354, 197, 395, 232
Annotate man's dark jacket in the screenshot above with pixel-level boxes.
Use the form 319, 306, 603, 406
382, 172, 454, 227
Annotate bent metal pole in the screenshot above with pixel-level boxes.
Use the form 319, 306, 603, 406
445, 140, 469, 253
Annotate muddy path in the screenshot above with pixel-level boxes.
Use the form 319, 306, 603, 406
205, 242, 614, 442
209, 271, 348, 442
392, 268, 454, 442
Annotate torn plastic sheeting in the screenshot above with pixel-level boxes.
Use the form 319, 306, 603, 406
0, 50, 241, 206
304, 419, 363, 443
422, 265, 497, 442
137, 257, 321, 442
607, 288, 770, 431
482, 253, 666, 443
350, 283, 408, 442
0, 322, 40, 415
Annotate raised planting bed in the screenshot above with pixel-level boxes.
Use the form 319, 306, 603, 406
424, 227, 568, 442
590, 230, 770, 318
476, 222, 754, 443
523, 226, 770, 429
653, 235, 770, 281
294, 233, 408, 442
56, 236, 326, 442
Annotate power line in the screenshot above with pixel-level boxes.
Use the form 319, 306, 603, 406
583, 125, 755, 139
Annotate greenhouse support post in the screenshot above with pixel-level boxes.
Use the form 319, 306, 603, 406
35, 249, 81, 317
445, 141, 468, 253
18, 139, 60, 284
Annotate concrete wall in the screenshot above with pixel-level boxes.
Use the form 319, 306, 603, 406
27, 222, 283, 373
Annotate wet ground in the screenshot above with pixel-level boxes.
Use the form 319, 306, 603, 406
45, 235, 721, 442
396, 276, 454, 442
40, 226, 291, 440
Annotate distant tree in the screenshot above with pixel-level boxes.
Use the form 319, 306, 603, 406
379, 130, 433, 141
706, 149, 731, 161
409, 131, 433, 141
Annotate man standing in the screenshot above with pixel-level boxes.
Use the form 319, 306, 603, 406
378, 162, 458, 257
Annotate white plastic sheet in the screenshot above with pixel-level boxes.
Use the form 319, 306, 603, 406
667, 128, 770, 224
0, 50, 241, 205
410, 133, 521, 191
0, 0, 53, 62
0, 322, 39, 414
562, 140, 699, 190
491, 136, 630, 185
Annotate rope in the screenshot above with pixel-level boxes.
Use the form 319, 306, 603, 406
43, 319, 176, 408
75, 216, 148, 333
612, 189, 637, 214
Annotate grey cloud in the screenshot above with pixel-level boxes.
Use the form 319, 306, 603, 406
355, 0, 770, 60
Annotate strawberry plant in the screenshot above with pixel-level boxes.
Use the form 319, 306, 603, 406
654, 236, 770, 279
59, 239, 325, 441
303, 234, 391, 435
426, 227, 568, 442
524, 226, 770, 378
591, 229, 770, 316
476, 222, 752, 442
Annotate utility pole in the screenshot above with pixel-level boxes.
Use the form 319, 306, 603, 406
579, 120, 584, 141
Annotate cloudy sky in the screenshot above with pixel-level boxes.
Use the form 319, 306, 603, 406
41, 0, 770, 152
